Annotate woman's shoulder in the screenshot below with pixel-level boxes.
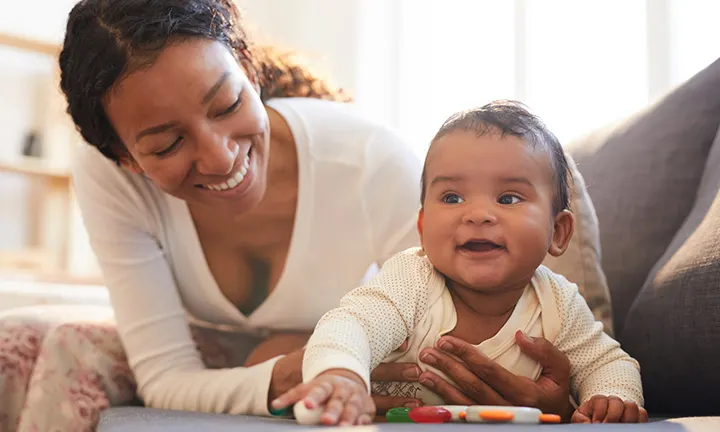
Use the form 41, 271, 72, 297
265, 97, 417, 165
71, 144, 170, 229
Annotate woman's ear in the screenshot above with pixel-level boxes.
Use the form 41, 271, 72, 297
417, 209, 425, 247
548, 210, 574, 257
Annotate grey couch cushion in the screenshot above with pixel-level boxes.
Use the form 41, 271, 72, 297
98, 407, 686, 431
565, 57, 720, 333
620, 125, 720, 416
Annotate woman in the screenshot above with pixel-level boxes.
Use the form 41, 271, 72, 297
0, 0, 577, 429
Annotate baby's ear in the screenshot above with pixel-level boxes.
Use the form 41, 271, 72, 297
548, 210, 574, 257
417, 209, 425, 247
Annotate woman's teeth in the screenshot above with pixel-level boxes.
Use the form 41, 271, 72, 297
204, 153, 250, 191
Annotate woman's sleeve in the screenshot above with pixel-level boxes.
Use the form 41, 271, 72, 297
71, 147, 277, 415
362, 127, 424, 265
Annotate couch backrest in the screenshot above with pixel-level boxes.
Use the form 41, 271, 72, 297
566, 57, 720, 333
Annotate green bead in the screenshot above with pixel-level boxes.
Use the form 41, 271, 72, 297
386, 407, 413, 423
269, 406, 291, 417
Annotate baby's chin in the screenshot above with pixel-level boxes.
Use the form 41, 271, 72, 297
449, 273, 512, 293
450, 265, 537, 292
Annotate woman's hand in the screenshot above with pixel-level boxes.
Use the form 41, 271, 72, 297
369, 362, 422, 414
253, 332, 310, 404
417, 331, 574, 421
368, 339, 422, 414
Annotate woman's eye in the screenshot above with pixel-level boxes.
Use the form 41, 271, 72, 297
154, 137, 183, 157
442, 193, 464, 204
498, 194, 522, 205
217, 95, 242, 117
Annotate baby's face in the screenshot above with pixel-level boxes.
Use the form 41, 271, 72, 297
419, 130, 564, 293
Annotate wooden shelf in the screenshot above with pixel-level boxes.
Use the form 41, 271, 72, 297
0, 31, 82, 277
0, 156, 70, 182
0, 32, 60, 57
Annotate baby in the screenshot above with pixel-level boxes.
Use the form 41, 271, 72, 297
272, 100, 644, 425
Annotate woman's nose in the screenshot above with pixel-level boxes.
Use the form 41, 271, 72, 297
194, 129, 238, 175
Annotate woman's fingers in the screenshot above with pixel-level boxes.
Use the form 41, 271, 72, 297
371, 395, 421, 414
420, 339, 519, 405
514, 331, 571, 389
418, 370, 475, 406
433, 336, 531, 403
370, 362, 420, 382
420, 348, 508, 405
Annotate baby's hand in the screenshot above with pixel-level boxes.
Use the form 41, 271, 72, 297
571, 395, 648, 423
270, 369, 375, 426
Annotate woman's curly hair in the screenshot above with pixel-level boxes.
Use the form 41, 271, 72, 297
58, 0, 351, 162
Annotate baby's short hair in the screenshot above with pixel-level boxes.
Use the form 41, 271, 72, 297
421, 100, 571, 214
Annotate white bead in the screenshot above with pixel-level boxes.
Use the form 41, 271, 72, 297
437, 405, 468, 422
294, 401, 324, 425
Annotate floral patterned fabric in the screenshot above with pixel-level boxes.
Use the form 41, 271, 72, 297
0, 305, 262, 432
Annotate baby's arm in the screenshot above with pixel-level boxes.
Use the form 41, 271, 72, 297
553, 277, 644, 423
272, 249, 436, 424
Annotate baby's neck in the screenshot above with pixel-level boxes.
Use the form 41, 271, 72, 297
446, 278, 529, 318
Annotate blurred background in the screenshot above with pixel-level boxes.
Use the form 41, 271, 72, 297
0, 0, 718, 283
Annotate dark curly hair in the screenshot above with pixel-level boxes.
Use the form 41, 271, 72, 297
58, 0, 351, 163
420, 100, 571, 215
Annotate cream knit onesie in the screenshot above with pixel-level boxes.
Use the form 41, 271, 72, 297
303, 247, 643, 406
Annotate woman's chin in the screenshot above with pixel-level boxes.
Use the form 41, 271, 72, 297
187, 155, 267, 214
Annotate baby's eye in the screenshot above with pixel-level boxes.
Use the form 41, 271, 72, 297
498, 194, 522, 205
442, 193, 464, 204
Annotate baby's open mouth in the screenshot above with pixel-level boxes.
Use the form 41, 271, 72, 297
459, 240, 504, 252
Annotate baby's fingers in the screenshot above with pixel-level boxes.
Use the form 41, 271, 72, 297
320, 382, 352, 425
571, 399, 594, 424
620, 401, 640, 423
604, 397, 625, 423
339, 392, 375, 426
590, 396, 609, 423
271, 383, 312, 411
570, 409, 591, 424
304, 380, 335, 409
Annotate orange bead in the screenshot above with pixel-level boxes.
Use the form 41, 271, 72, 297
478, 410, 514, 422
539, 413, 562, 423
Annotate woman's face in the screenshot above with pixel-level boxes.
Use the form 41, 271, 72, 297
103, 39, 270, 215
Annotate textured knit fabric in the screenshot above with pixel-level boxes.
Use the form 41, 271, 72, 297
303, 248, 643, 406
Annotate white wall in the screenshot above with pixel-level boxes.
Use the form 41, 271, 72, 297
1, 0, 718, 276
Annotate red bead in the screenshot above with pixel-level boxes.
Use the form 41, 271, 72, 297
408, 406, 452, 423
